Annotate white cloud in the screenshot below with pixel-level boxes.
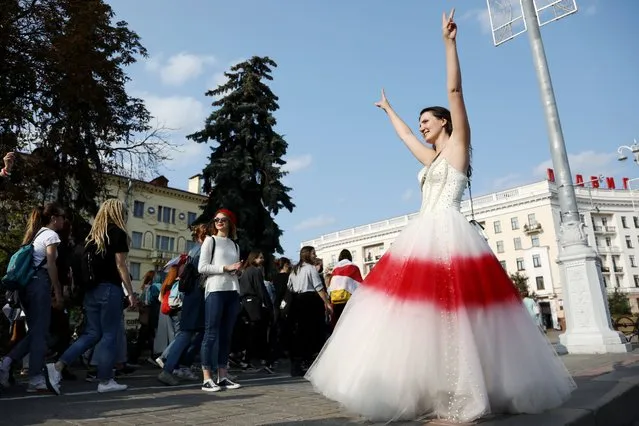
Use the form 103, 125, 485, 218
532, 151, 619, 180
283, 154, 313, 173
145, 53, 216, 86
401, 189, 414, 201
143, 94, 206, 133
461, 8, 492, 34
294, 215, 336, 231
491, 173, 522, 190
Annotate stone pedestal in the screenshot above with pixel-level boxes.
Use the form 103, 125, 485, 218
557, 242, 631, 354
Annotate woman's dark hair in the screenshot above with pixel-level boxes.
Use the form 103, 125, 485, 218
338, 249, 352, 262
22, 202, 64, 244
243, 249, 263, 270
293, 246, 314, 274
275, 257, 291, 271
419, 106, 473, 182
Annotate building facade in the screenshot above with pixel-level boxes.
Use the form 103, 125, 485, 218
302, 174, 639, 329
105, 174, 207, 290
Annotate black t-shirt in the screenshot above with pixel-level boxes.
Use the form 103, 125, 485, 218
91, 224, 129, 286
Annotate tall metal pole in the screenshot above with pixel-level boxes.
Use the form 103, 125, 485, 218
521, 0, 582, 238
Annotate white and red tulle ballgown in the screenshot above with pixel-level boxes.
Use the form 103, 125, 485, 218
305, 156, 576, 423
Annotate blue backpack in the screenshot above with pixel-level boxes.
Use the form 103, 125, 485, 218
2, 229, 47, 291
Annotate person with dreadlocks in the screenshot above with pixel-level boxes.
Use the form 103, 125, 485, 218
47, 198, 138, 394
305, 10, 575, 424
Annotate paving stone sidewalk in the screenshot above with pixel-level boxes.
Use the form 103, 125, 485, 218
1, 350, 639, 426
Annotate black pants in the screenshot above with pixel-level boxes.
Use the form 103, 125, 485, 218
49, 308, 71, 359
288, 292, 325, 363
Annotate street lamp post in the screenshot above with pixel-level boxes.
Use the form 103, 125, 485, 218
486, 0, 630, 353
617, 140, 639, 164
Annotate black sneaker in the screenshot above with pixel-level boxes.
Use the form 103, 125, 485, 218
201, 379, 221, 392
85, 370, 98, 383
217, 377, 241, 390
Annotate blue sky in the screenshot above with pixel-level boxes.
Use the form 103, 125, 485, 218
108, 0, 639, 257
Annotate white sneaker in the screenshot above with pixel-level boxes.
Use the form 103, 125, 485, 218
201, 379, 221, 392
155, 357, 165, 368
45, 363, 62, 395
174, 367, 198, 380
97, 379, 128, 393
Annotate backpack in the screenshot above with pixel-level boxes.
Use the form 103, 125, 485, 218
178, 260, 199, 293
168, 281, 183, 310
1, 229, 47, 291
79, 242, 100, 290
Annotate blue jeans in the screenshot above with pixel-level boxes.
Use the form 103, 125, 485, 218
60, 283, 123, 381
160, 313, 180, 360
163, 330, 204, 373
200, 291, 240, 372
9, 269, 51, 379
89, 314, 127, 366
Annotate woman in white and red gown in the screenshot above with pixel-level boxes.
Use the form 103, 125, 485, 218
305, 9, 576, 424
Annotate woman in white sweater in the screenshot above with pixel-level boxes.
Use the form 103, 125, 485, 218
198, 208, 242, 392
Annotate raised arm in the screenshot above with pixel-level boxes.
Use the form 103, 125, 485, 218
375, 90, 437, 166
443, 8, 470, 148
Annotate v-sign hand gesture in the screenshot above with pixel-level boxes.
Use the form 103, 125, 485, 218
442, 8, 457, 40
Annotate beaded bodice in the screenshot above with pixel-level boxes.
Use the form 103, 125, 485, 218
417, 156, 468, 213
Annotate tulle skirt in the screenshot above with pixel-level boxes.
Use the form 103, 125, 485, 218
305, 208, 576, 423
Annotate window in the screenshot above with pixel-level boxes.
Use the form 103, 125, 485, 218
634, 275, 639, 288
602, 217, 608, 227
527, 213, 537, 226
580, 214, 585, 224
186, 240, 197, 252
535, 276, 545, 291
133, 201, 144, 218
514, 237, 522, 250
493, 221, 502, 234
187, 212, 197, 226
605, 237, 611, 247
533, 254, 541, 268
511, 217, 519, 230
130, 262, 141, 281
626, 236, 633, 249
516, 258, 525, 271
496, 241, 504, 253
499, 260, 507, 270
131, 231, 143, 249
157, 206, 176, 224
621, 216, 629, 228
531, 235, 540, 247
634, 216, 639, 228
630, 255, 637, 268
155, 235, 175, 252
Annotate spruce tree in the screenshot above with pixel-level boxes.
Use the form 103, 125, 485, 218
188, 56, 295, 263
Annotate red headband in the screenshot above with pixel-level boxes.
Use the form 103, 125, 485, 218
214, 208, 237, 226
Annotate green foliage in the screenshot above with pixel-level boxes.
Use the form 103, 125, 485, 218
608, 288, 632, 316
510, 272, 530, 296
188, 56, 295, 267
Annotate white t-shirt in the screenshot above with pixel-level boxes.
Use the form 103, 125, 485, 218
32, 227, 61, 268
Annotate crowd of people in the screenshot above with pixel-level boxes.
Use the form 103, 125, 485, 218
0, 188, 363, 395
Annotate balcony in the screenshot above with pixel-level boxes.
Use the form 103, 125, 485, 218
597, 246, 622, 253
523, 222, 543, 235
594, 226, 617, 234
613, 267, 624, 274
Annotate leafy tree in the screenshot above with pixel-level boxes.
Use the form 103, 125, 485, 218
188, 56, 295, 265
608, 288, 632, 316
0, 0, 171, 216
510, 272, 530, 297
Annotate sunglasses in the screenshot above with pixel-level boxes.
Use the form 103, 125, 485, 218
213, 217, 228, 223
